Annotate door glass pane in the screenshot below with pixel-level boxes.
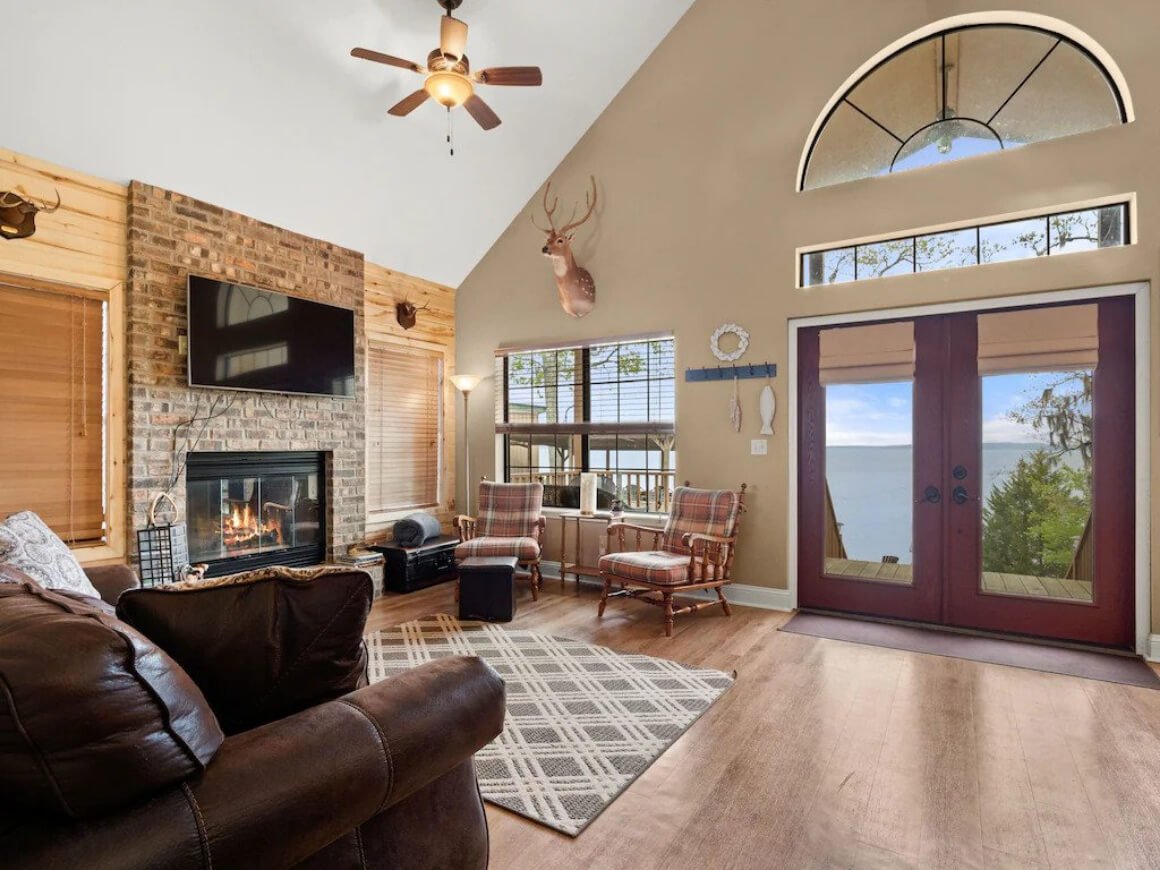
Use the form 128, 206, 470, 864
824, 382, 914, 583
978, 306, 1095, 602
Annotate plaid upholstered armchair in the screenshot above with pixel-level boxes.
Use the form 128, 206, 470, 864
455, 481, 546, 600
598, 483, 747, 637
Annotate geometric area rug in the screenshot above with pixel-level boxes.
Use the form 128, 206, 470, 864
365, 613, 734, 836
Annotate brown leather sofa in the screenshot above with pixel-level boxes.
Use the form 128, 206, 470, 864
0, 565, 506, 870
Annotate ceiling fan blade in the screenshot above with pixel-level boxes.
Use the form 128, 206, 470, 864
464, 94, 501, 131
440, 15, 469, 60
475, 66, 543, 87
389, 89, 431, 117
351, 47, 424, 74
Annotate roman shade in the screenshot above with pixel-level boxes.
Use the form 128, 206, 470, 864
0, 278, 105, 545
977, 303, 1098, 374
366, 342, 443, 512
818, 305, 1099, 385
819, 321, 915, 385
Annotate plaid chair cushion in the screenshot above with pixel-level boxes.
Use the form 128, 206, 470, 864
455, 536, 541, 562
661, 487, 742, 556
477, 482, 544, 538
599, 551, 689, 586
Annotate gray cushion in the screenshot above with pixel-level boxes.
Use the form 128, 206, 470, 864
0, 511, 99, 599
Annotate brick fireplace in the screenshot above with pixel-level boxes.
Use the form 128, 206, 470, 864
125, 182, 366, 564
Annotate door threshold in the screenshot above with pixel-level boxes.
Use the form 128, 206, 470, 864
798, 607, 1138, 657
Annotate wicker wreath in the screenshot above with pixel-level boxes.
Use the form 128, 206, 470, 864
710, 323, 749, 362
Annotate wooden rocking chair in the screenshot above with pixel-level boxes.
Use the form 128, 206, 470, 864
454, 481, 546, 600
597, 482, 747, 637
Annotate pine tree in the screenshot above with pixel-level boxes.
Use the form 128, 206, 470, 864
982, 450, 1089, 578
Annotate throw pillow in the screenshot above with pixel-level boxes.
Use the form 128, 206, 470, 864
0, 567, 224, 819
0, 510, 99, 599
117, 565, 373, 735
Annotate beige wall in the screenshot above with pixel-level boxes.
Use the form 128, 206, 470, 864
455, 0, 1159, 626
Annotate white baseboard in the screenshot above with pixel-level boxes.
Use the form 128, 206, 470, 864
1147, 634, 1160, 662
540, 561, 794, 612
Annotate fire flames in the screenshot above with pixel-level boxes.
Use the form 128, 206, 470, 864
222, 503, 283, 550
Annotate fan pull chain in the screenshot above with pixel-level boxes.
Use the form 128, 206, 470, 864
447, 107, 455, 157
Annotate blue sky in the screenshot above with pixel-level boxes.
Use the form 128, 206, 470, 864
825, 373, 1052, 446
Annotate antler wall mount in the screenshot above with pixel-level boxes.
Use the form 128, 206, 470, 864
0, 189, 61, 240
395, 299, 430, 331
531, 176, 598, 319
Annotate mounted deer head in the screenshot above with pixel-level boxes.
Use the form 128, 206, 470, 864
395, 298, 430, 330
0, 189, 61, 240
531, 176, 597, 318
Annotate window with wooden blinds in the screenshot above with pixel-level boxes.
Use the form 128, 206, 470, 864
366, 342, 443, 512
496, 335, 676, 513
0, 281, 107, 545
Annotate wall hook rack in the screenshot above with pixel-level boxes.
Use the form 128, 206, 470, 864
685, 362, 776, 383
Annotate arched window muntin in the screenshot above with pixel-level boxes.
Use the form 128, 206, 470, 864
800, 21, 1130, 191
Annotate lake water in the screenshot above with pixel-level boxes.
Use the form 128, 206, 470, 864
826, 443, 1058, 562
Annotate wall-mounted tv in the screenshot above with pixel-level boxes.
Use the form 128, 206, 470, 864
187, 275, 355, 398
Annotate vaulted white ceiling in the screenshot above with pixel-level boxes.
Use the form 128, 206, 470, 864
1, 0, 694, 287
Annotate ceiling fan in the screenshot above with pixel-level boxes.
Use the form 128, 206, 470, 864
351, 0, 543, 132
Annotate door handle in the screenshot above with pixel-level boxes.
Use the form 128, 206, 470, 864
952, 485, 969, 505
921, 485, 941, 504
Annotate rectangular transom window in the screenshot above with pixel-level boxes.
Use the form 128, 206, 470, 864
801, 202, 1129, 288
497, 336, 676, 513
0, 281, 107, 545
366, 342, 443, 512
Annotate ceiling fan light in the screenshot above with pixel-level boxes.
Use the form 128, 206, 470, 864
424, 71, 473, 108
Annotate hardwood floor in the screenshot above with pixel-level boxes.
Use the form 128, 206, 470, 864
367, 580, 1160, 869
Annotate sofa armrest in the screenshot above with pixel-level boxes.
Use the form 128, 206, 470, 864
1, 656, 505, 870
84, 564, 141, 605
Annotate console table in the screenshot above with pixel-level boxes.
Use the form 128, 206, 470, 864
558, 512, 612, 591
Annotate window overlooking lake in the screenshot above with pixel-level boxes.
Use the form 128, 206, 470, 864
497, 337, 675, 513
801, 202, 1127, 287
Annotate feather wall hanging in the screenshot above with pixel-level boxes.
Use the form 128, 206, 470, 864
730, 374, 743, 432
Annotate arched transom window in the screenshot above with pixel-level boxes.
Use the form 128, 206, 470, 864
801, 23, 1128, 190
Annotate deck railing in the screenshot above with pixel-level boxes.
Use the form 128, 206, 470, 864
510, 470, 676, 513
824, 480, 847, 560
1065, 513, 1094, 582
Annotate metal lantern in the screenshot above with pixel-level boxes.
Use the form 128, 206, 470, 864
136, 493, 189, 587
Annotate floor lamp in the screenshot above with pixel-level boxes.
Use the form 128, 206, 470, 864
450, 373, 482, 516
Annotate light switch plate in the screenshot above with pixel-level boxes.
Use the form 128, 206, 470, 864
751, 439, 768, 456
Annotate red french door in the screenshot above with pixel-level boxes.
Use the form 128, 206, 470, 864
798, 297, 1135, 648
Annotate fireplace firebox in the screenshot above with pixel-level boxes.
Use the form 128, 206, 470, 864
186, 451, 326, 576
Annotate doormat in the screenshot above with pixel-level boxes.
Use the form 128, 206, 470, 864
780, 611, 1160, 689
366, 614, 735, 835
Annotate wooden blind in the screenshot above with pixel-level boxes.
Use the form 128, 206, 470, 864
366, 342, 443, 512
0, 281, 106, 544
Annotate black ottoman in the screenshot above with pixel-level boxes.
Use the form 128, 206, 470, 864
458, 556, 518, 623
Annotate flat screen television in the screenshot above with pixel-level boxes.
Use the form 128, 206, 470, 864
187, 275, 355, 398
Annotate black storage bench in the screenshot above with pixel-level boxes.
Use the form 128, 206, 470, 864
370, 535, 459, 594
458, 556, 518, 623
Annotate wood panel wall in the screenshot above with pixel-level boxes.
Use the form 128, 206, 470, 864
364, 261, 458, 540
0, 149, 128, 564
